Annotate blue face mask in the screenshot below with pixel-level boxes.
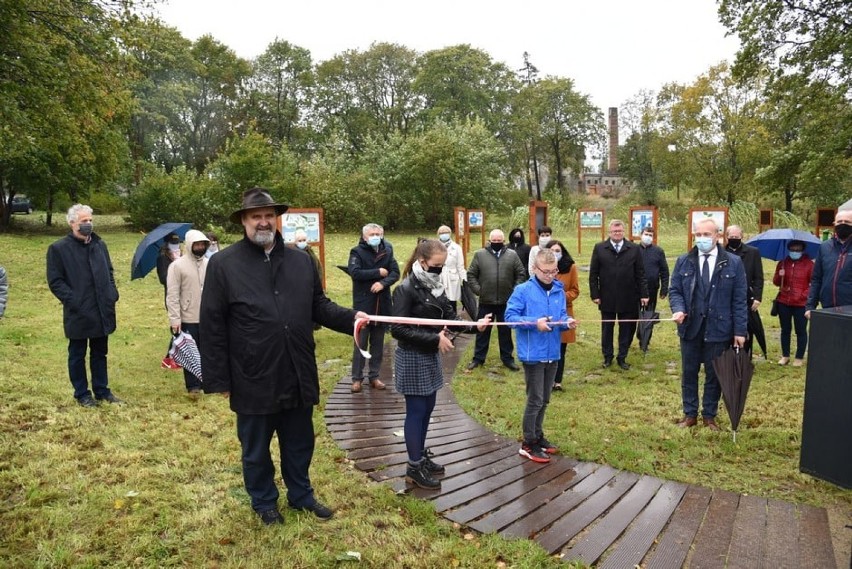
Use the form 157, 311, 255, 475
788, 251, 802, 261
695, 237, 715, 254
438, 233, 451, 243
367, 236, 381, 247
296, 241, 308, 250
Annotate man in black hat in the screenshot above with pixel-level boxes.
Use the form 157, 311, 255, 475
201, 187, 366, 526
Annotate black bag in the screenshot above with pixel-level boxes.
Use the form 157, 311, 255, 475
770, 297, 779, 317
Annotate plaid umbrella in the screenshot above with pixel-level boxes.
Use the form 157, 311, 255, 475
169, 331, 202, 381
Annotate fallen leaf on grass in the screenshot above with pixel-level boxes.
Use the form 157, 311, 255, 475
125, 490, 139, 497
335, 551, 361, 561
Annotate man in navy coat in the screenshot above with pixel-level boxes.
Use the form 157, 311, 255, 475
669, 218, 748, 431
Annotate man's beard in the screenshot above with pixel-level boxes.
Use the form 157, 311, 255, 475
250, 227, 275, 247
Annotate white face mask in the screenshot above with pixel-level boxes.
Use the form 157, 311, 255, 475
538, 236, 551, 246
641, 235, 653, 246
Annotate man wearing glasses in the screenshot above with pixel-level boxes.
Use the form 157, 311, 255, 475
589, 219, 649, 370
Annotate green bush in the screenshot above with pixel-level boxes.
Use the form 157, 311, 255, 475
87, 191, 125, 215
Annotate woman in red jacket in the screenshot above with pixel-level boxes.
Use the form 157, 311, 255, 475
772, 241, 814, 367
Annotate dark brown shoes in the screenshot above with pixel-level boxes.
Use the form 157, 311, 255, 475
702, 417, 721, 431
351, 380, 362, 393
676, 416, 698, 428
369, 379, 386, 390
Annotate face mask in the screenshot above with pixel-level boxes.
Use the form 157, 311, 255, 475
511, 234, 522, 244
208, 244, 218, 254
727, 238, 742, 249
553, 252, 562, 261
490, 242, 504, 252
835, 224, 852, 240
192, 245, 208, 258
641, 235, 653, 246
78, 222, 93, 236
367, 236, 381, 247
788, 251, 803, 261
168, 243, 180, 252
538, 236, 551, 246
695, 237, 715, 254
424, 264, 443, 275
438, 233, 451, 243
296, 241, 308, 250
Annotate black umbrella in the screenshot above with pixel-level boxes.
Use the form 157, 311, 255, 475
459, 280, 478, 319
747, 309, 768, 359
131, 222, 193, 280
636, 308, 660, 354
169, 331, 202, 382
712, 346, 755, 442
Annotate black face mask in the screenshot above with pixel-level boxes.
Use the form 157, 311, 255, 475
192, 245, 209, 258
491, 242, 504, 252
727, 238, 742, 249
426, 265, 443, 275
835, 224, 852, 240
511, 235, 522, 244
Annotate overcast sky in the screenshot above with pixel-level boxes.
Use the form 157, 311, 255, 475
156, 0, 740, 113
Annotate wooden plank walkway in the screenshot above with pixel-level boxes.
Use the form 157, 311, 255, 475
324, 337, 837, 567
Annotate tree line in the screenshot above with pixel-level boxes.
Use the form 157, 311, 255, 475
1, 1, 848, 231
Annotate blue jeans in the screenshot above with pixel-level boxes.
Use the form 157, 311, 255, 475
679, 331, 729, 419
522, 361, 557, 444
777, 302, 808, 359
236, 407, 316, 512
473, 303, 515, 365
351, 324, 385, 381
404, 393, 437, 463
68, 336, 110, 400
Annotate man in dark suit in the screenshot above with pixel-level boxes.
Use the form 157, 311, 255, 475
724, 225, 764, 356
669, 218, 748, 431
589, 219, 649, 370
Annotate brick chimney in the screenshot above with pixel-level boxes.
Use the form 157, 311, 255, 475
608, 107, 618, 174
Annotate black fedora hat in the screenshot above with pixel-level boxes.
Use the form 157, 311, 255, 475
229, 187, 289, 224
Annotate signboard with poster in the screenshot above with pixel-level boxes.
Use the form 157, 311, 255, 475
454, 206, 466, 257
687, 208, 728, 250
529, 200, 548, 245
759, 209, 774, 232
465, 209, 486, 253
816, 208, 837, 240
577, 209, 605, 255
278, 208, 327, 289
629, 207, 658, 243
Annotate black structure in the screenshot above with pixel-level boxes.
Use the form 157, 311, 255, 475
800, 305, 852, 489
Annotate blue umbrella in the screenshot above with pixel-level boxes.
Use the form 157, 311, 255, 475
131, 222, 193, 280
746, 228, 822, 261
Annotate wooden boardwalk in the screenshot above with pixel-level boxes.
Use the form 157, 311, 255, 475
325, 338, 837, 568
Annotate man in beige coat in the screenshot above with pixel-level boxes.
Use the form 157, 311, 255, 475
167, 229, 210, 394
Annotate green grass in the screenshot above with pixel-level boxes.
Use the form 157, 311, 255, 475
0, 214, 849, 567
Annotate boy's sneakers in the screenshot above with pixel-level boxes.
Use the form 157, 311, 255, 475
538, 437, 558, 455
519, 442, 551, 463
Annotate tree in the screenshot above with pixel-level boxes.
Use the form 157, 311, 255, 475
0, 0, 134, 227
312, 42, 420, 153
247, 39, 313, 152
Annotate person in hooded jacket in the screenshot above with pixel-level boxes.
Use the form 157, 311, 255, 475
47, 204, 121, 407
200, 188, 365, 526
806, 209, 852, 316
390, 238, 489, 490
347, 223, 400, 393
508, 228, 532, 279
543, 240, 580, 392
166, 229, 210, 394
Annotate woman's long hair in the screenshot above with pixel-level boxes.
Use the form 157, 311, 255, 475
402, 238, 446, 278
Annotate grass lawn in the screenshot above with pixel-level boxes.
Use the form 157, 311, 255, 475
0, 214, 849, 568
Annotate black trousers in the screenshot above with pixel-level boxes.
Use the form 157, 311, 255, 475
236, 407, 316, 513
600, 311, 638, 361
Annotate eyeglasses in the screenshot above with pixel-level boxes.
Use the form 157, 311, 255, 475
535, 267, 559, 276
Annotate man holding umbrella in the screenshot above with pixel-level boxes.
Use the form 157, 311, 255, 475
669, 218, 748, 431
725, 225, 765, 357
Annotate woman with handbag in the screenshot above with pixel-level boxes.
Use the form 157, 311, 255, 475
772, 241, 814, 366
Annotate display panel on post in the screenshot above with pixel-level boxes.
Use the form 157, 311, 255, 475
628, 206, 658, 243
278, 208, 326, 289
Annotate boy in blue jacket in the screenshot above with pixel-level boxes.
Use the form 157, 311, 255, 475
505, 249, 577, 463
